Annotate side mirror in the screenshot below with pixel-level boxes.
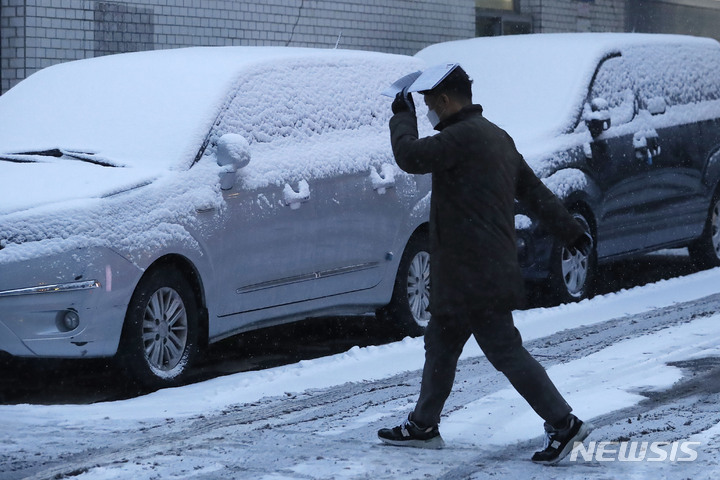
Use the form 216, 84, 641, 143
584, 98, 611, 137
646, 97, 667, 116
216, 134, 251, 190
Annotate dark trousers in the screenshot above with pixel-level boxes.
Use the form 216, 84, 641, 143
412, 309, 572, 427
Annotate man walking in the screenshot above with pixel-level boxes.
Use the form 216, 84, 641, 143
377, 65, 593, 465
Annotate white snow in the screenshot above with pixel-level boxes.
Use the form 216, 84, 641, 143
0, 159, 223, 264
541, 168, 588, 200
514, 214, 531, 229
0, 160, 160, 215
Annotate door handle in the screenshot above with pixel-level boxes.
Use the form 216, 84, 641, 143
283, 180, 311, 209
634, 131, 661, 165
370, 164, 396, 194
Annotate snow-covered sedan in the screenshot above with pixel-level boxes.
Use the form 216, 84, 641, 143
0, 47, 431, 387
416, 33, 720, 302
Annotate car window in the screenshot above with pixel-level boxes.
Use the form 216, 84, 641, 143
588, 55, 636, 127
210, 60, 389, 147
627, 44, 720, 110
199, 55, 422, 189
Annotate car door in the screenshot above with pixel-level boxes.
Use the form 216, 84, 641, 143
203, 159, 324, 318
199, 66, 330, 318
308, 158, 414, 296
270, 61, 414, 298
584, 54, 658, 258
201, 57, 418, 319
631, 44, 714, 245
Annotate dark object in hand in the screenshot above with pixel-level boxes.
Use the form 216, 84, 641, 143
392, 87, 415, 115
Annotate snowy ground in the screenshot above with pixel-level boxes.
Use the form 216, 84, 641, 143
3, 265, 720, 479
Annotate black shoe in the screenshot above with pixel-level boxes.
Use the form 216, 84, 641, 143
378, 414, 445, 449
531, 414, 593, 465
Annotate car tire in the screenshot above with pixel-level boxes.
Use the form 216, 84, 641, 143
377, 231, 431, 337
118, 265, 200, 389
549, 212, 596, 304
689, 193, 720, 269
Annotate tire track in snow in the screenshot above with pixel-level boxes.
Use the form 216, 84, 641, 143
435, 360, 720, 480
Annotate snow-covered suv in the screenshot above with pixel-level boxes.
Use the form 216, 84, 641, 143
416, 33, 720, 302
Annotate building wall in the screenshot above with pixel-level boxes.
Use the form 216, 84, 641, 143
518, 0, 626, 33
0, 0, 475, 93
4, 1, 719, 95
1, 1, 28, 93
628, 0, 720, 42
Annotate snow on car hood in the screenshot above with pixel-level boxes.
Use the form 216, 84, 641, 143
0, 159, 160, 215
0, 158, 225, 265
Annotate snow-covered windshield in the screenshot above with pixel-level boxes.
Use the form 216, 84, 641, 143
0, 46, 375, 171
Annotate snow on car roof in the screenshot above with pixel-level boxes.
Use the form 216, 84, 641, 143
415, 33, 720, 151
0, 46, 414, 170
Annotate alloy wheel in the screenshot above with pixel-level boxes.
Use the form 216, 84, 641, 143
142, 287, 189, 372
406, 251, 431, 328
711, 199, 720, 259
559, 213, 593, 299
561, 247, 589, 298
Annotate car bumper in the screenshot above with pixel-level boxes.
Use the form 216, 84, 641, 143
0, 246, 141, 358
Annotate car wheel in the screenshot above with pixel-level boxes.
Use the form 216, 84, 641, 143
549, 212, 595, 303
689, 193, 720, 268
378, 231, 431, 337
119, 266, 200, 389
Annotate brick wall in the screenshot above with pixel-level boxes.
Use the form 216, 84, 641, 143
3, 1, 718, 94
0, 0, 475, 93
1, 0, 28, 93
518, 0, 625, 33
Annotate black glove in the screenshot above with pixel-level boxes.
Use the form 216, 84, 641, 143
392, 87, 415, 115
568, 233, 592, 257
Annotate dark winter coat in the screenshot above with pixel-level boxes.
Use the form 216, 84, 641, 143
390, 104, 585, 314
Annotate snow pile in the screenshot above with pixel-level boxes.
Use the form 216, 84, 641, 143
628, 43, 720, 106
0, 46, 422, 170
542, 168, 588, 200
